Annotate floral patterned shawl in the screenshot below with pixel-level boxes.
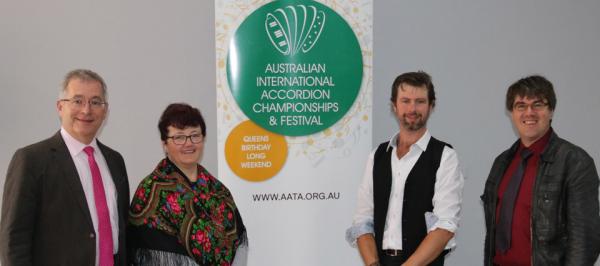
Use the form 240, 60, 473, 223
129, 158, 246, 265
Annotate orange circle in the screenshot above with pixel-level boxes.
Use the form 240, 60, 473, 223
225, 120, 288, 182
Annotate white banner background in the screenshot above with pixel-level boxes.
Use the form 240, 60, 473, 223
216, 1, 372, 265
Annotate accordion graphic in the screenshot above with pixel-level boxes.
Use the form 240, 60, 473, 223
265, 5, 326, 56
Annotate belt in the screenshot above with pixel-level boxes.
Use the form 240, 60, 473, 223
383, 249, 403, 257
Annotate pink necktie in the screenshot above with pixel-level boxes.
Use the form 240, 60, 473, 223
83, 146, 114, 266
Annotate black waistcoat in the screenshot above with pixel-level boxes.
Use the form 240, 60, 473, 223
373, 137, 449, 257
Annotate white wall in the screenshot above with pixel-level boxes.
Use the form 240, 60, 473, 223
0, 0, 217, 187
1, 1, 599, 265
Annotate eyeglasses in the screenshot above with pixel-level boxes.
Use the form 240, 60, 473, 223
166, 133, 204, 145
60, 97, 107, 109
513, 101, 548, 112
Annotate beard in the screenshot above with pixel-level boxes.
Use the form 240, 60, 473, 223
400, 112, 428, 131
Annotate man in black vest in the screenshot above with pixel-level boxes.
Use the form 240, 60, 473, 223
346, 71, 464, 266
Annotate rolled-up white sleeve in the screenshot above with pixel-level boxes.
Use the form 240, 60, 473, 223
429, 146, 464, 248
345, 149, 376, 247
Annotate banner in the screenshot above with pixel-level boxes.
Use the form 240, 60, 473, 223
216, 0, 372, 264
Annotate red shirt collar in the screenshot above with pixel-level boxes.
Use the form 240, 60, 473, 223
518, 127, 553, 155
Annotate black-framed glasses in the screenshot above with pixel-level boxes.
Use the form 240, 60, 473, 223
167, 133, 204, 145
513, 101, 548, 112
60, 96, 107, 109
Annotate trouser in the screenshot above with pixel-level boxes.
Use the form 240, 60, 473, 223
380, 250, 448, 266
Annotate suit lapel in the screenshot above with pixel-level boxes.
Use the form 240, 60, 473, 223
49, 132, 94, 228
97, 141, 125, 196
97, 140, 129, 260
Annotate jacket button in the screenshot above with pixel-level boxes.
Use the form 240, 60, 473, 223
89, 233, 95, 238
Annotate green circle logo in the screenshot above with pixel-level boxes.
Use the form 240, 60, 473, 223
227, 0, 363, 136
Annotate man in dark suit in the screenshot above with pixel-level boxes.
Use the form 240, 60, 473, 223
0, 69, 129, 266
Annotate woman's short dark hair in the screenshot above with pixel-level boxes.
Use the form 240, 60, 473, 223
390, 71, 436, 107
506, 75, 556, 111
158, 103, 206, 141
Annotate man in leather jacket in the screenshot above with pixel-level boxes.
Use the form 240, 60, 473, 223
481, 75, 600, 265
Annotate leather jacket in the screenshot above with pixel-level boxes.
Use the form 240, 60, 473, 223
481, 131, 600, 265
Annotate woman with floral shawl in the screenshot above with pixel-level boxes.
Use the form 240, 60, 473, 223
128, 103, 247, 266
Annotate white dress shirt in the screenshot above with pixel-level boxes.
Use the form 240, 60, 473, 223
346, 130, 464, 250
61, 128, 119, 265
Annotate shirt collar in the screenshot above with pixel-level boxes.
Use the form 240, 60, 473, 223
386, 130, 431, 152
519, 127, 553, 155
60, 127, 100, 157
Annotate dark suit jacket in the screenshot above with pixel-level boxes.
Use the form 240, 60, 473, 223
0, 132, 130, 266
